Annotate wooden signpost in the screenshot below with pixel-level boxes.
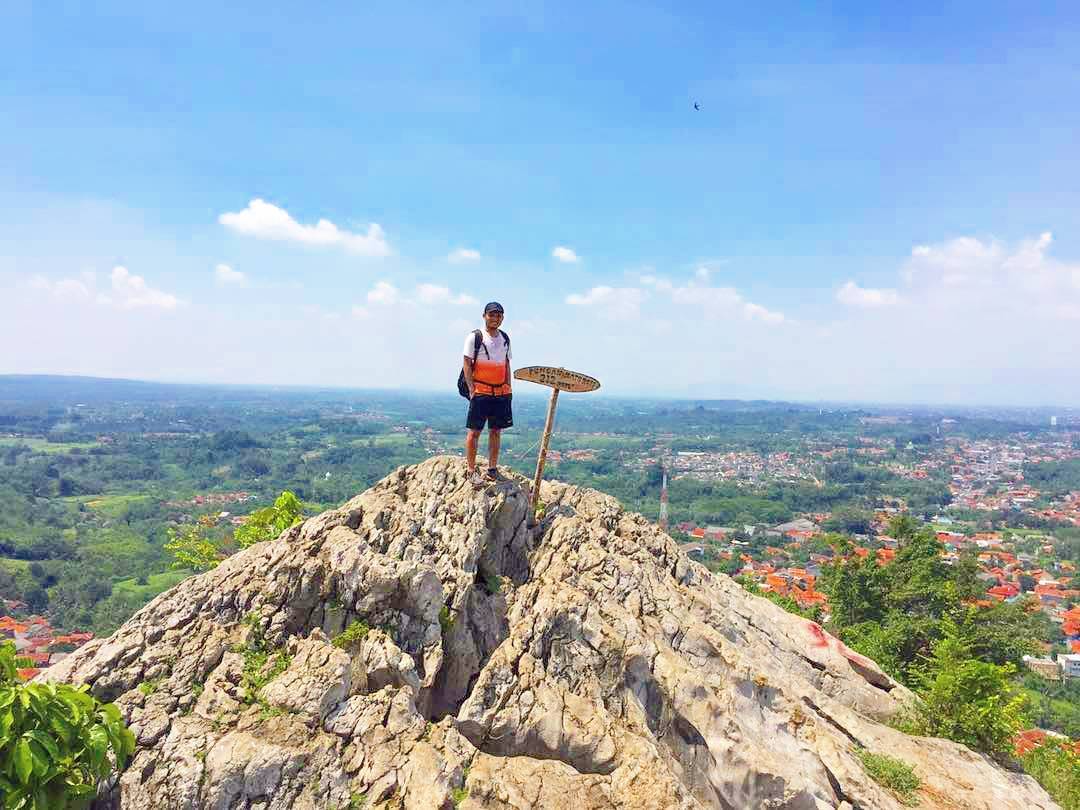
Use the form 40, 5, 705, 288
513, 366, 601, 521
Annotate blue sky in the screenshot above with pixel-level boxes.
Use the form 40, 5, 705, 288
4, 1, 1080, 404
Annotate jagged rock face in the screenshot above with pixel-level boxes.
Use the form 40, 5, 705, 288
43, 456, 1058, 810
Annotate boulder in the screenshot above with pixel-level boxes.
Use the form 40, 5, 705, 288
42, 456, 1058, 809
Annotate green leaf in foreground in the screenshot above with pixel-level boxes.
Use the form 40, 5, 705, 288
0, 641, 134, 809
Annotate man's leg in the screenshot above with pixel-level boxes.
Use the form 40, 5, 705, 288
487, 428, 501, 470
465, 429, 480, 472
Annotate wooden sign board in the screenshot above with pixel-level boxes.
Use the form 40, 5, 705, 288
514, 365, 601, 523
514, 366, 600, 393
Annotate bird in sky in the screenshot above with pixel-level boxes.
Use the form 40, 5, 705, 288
693, 102, 700, 111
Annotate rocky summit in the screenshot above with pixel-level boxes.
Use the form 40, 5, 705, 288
44, 456, 1057, 810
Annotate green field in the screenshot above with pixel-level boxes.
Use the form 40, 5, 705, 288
110, 571, 188, 603
83, 494, 155, 518
0, 437, 101, 454
0, 557, 32, 574
350, 433, 415, 447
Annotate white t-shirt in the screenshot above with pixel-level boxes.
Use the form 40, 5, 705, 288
463, 330, 511, 386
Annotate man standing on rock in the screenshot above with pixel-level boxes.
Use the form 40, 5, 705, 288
463, 302, 512, 487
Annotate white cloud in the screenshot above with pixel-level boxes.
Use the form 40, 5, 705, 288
565, 286, 645, 320
28, 275, 91, 299
743, 302, 786, 324
365, 281, 477, 308
101, 266, 181, 310
836, 280, 900, 308
639, 274, 674, 293
416, 283, 477, 306
659, 274, 786, 324
552, 246, 581, 264
447, 248, 481, 264
901, 231, 1080, 317
214, 263, 246, 286
219, 198, 391, 257
366, 281, 401, 306
26, 267, 179, 310
351, 306, 369, 319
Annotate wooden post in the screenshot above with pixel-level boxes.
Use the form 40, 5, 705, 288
514, 365, 599, 524
530, 387, 560, 520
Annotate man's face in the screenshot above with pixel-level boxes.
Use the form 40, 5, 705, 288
484, 310, 504, 329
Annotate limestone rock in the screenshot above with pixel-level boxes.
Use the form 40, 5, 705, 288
41, 456, 1058, 809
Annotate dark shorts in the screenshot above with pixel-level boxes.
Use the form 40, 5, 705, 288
467, 394, 513, 431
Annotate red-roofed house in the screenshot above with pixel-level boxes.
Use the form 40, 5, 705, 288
988, 584, 1019, 600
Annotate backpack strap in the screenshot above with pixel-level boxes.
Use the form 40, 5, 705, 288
472, 329, 487, 361
499, 330, 511, 387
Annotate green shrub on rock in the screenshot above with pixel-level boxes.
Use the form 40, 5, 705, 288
854, 748, 921, 806
0, 641, 135, 810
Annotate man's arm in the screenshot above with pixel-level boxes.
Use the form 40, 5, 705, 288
463, 356, 475, 398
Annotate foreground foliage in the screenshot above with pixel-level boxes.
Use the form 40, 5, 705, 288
164, 514, 223, 573
1021, 738, 1080, 810
165, 490, 305, 572
235, 491, 304, 550
897, 623, 1029, 755
0, 641, 135, 809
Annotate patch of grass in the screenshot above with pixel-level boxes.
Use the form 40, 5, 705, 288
451, 764, 471, 807
482, 572, 503, 595
348, 792, 367, 809
234, 613, 292, 713
854, 748, 920, 806
439, 605, 455, 634
138, 677, 162, 696
333, 620, 371, 649
241, 646, 291, 705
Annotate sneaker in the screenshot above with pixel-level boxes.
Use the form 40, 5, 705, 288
468, 469, 486, 488
484, 467, 503, 482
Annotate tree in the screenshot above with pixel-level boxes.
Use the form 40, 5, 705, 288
901, 622, 1029, 755
821, 553, 889, 628
164, 516, 224, 573
823, 508, 874, 535
235, 491, 304, 549
887, 514, 920, 541
958, 601, 1041, 668
0, 640, 135, 809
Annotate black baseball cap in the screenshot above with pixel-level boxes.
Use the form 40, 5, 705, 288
483, 301, 504, 314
